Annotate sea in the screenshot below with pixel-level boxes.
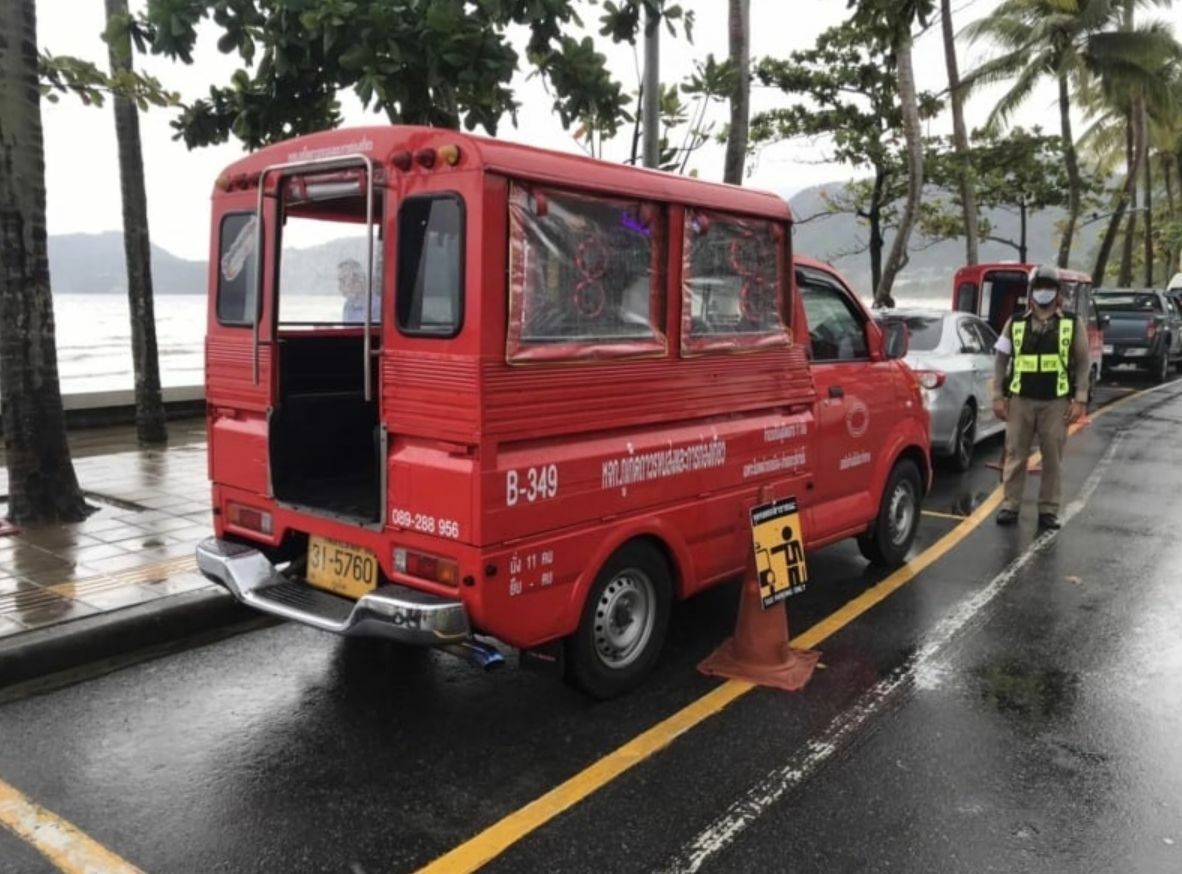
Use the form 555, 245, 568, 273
52, 289, 944, 396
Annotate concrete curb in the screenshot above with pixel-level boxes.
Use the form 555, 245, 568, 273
0, 587, 257, 692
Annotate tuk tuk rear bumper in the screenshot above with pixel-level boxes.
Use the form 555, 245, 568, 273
195, 537, 470, 645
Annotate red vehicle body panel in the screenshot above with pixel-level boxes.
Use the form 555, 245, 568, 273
952, 262, 1102, 378
205, 127, 929, 650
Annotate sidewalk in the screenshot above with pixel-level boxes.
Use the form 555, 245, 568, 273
0, 420, 246, 688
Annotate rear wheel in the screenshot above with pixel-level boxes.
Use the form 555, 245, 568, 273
951, 404, 976, 473
1152, 349, 1169, 384
566, 541, 672, 699
857, 459, 923, 568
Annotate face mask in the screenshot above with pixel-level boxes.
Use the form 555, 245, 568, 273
1031, 289, 1057, 307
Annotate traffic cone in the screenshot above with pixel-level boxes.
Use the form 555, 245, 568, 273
698, 567, 819, 692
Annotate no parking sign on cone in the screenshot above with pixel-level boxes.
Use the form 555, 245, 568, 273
698, 496, 819, 692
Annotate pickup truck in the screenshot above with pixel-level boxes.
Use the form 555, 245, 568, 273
1095, 289, 1182, 383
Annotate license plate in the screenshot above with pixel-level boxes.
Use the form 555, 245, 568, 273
1124, 348, 1147, 357
307, 536, 379, 600
1102, 344, 1113, 354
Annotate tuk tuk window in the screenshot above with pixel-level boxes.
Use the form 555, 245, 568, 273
217, 212, 258, 326
276, 174, 384, 329
507, 183, 666, 363
397, 195, 464, 337
681, 209, 789, 354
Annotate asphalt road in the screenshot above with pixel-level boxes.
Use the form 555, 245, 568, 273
1, 370, 1179, 874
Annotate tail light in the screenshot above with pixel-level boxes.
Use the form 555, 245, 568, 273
912, 370, 946, 389
226, 501, 272, 535
394, 547, 459, 587
1147, 320, 1158, 340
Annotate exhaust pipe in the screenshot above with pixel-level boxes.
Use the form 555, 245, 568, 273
443, 638, 505, 671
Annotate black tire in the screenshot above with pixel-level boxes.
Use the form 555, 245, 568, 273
951, 403, 976, 473
1152, 349, 1169, 384
856, 459, 923, 568
565, 540, 672, 699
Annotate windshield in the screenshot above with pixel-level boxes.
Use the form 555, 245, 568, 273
1095, 293, 1161, 313
877, 315, 943, 351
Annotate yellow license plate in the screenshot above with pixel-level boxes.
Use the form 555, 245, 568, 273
307, 536, 379, 600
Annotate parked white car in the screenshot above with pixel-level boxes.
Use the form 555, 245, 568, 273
875, 308, 1006, 470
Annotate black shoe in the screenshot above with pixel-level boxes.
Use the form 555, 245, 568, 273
996, 509, 1019, 526
1037, 513, 1061, 531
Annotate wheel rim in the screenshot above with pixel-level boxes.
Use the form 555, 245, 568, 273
887, 479, 917, 548
593, 569, 657, 670
957, 407, 975, 467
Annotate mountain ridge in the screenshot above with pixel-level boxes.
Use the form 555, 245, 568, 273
48, 184, 1106, 302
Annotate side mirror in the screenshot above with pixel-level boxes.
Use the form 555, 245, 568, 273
883, 321, 909, 360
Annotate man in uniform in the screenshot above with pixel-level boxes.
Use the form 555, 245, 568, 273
991, 265, 1090, 530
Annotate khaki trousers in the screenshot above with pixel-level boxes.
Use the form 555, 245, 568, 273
1001, 396, 1069, 515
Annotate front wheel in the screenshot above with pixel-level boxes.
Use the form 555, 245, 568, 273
857, 459, 923, 568
565, 540, 672, 699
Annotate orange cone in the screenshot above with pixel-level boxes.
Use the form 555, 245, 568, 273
698, 569, 819, 692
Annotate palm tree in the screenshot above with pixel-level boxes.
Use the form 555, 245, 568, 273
964, 0, 1178, 269
1077, 18, 1179, 285
105, 0, 167, 445
941, 0, 979, 265
722, 0, 750, 185
0, 0, 92, 523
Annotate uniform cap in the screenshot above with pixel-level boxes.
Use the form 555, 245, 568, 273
1029, 264, 1061, 289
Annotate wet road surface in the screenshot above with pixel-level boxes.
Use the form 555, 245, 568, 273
1, 373, 1179, 873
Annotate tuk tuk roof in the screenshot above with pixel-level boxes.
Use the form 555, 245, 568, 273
214, 126, 792, 222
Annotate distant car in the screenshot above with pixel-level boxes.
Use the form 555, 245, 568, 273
1095, 288, 1182, 383
875, 309, 1005, 471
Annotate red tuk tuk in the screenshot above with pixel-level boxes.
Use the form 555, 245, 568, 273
195, 126, 930, 697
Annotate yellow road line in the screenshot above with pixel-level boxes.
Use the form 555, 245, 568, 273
418, 383, 1164, 874
0, 778, 144, 874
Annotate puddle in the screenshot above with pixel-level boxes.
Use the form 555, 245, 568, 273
973, 659, 1080, 721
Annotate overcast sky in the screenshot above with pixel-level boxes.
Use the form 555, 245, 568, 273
38, 0, 1171, 261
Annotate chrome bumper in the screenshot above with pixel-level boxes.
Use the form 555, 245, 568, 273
195, 537, 470, 645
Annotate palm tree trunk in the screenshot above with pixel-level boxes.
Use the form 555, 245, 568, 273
868, 169, 886, 295
876, 28, 921, 308
940, 0, 978, 266
105, 0, 167, 444
1142, 114, 1153, 286
1056, 75, 1082, 269
1092, 173, 1130, 288
722, 0, 749, 185
1119, 100, 1142, 288
1019, 199, 1028, 264
0, 0, 92, 524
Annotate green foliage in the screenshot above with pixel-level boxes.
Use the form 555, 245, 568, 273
753, 23, 938, 166
37, 52, 179, 112
143, 0, 692, 150
923, 128, 1081, 244
752, 18, 940, 286
964, 0, 1181, 131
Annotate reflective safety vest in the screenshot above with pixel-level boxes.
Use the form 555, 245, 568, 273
1009, 315, 1074, 399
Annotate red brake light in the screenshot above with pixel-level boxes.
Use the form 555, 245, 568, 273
391, 150, 413, 171
415, 147, 437, 169
393, 547, 458, 587
226, 502, 273, 535
1147, 320, 1157, 340
913, 369, 946, 389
